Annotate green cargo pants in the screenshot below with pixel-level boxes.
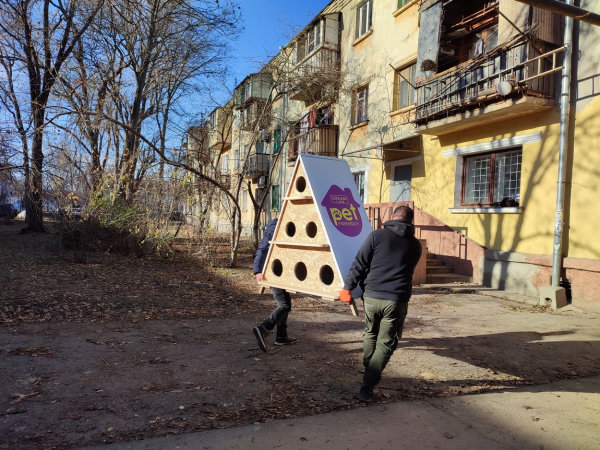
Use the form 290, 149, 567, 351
362, 296, 408, 388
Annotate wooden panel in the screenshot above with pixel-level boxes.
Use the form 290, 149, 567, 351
531, 7, 563, 46
263, 245, 340, 297
275, 200, 327, 244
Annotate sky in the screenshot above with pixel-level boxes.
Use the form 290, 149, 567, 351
229, 0, 331, 86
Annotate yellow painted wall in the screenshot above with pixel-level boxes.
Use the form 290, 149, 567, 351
409, 94, 600, 261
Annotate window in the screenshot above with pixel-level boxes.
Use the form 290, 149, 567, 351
222, 154, 229, 174
296, 39, 306, 63
356, 0, 372, 38
397, 0, 408, 8
209, 112, 217, 129
394, 64, 416, 110
463, 148, 521, 205
273, 128, 281, 154
271, 185, 280, 211
307, 22, 321, 54
353, 171, 366, 203
255, 141, 265, 154
352, 85, 369, 125
242, 189, 248, 211
234, 149, 240, 169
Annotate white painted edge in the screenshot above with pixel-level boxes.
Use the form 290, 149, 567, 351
300, 154, 345, 287
384, 155, 421, 167
443, 132, 542, 158
449, 207, 524, 214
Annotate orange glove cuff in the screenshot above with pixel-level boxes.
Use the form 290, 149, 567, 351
339, 289, 353, 304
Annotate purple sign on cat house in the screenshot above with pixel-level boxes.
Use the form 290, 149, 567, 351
320, 185, 363, 237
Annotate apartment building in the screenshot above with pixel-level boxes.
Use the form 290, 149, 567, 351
193, 0, 600, 312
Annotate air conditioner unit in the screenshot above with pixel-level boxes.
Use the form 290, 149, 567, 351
257, 176, 267, 187
259, 129, 271, 142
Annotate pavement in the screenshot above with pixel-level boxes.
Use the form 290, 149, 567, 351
81, 375, 600, 450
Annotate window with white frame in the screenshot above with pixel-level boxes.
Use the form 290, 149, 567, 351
234, 149, 240, 170
395, 63, 416, 110
352, 85, 369, 125
222, 154, 229, 174
356, 0, 372, 39
209, 111, 217, 129
353, 171, 366, 203
307, 22, 322, 54
462, 148, 521, 206
242, 189, 248, 211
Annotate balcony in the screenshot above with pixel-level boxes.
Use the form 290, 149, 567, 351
289, 47, 340, 102
207, 107, 232, 151
233, 73, 272, 110
244, 153, 270, 180
288, 125, 338, 161
414, 39, 563, 136
239, 100, 270, 132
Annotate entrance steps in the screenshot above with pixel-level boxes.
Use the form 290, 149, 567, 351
426, 252, 472, 284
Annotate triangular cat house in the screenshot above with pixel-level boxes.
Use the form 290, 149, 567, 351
258, 153, 373, 303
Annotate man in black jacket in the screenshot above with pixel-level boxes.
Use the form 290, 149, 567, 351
339, 206, 422, 402
252, 219, 297, 352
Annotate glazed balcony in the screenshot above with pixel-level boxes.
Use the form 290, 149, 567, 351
288, 125, 338, 162
414, 39, 563, 136
233, 73, 273, 110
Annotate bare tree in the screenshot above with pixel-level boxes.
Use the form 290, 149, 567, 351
0, 0, 104, 231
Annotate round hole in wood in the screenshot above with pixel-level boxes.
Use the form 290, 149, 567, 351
296, 176, 307, 193
306, 221, 317, 238
294, 262, 307, 281
320, 265, 335, 286
285, 222, 296, 237
272, 259, 283, 277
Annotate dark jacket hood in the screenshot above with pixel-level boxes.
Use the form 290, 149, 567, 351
383, 219, 415, 237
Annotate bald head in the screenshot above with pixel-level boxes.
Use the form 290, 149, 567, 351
392, 205, 414, 223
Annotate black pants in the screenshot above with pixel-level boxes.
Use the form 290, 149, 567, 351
262, 288, 291, 338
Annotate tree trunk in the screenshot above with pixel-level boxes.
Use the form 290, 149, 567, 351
26, 107, 46, 232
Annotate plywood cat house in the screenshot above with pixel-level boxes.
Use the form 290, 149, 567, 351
258, 154, 373, 310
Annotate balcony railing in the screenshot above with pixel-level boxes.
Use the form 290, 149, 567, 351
289, 125, 338, 161
290, 47, 339, 101
414, 39, 563, 123
239, 100, 270, 132
244, 153, 270, 179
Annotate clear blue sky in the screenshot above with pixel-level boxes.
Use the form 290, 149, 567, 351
230, 0, 331, 85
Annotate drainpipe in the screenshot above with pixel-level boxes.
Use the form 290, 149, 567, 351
551, 0, 574, 287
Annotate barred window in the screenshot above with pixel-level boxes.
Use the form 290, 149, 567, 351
463, 148, 521, 205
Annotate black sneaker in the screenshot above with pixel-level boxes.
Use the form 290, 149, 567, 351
358, 385, 374, 402
274, 336, 298, 346
253, 325, 268, 353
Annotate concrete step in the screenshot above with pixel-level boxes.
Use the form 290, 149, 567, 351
426, 273, 473, 284
426, 259, 443, 266
426, 265, 453, 274
426, 252, 436, 259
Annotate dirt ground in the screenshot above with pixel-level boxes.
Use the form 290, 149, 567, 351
1, 221, 600, 450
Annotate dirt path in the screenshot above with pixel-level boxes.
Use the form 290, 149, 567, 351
1, 223, 599, 449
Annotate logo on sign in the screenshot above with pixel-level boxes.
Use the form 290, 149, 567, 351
321, 185, 363, 237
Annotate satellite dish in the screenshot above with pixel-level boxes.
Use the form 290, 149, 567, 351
496, 81, 513, 96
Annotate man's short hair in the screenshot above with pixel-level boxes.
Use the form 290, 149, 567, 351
392, 205, 414, 222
